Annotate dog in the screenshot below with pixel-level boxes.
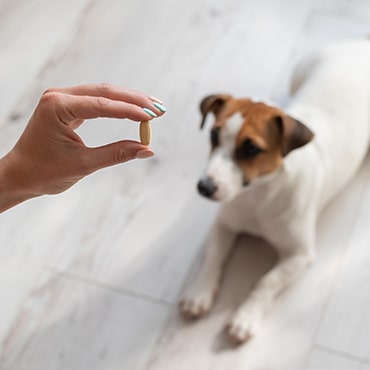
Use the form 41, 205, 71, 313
180, 38, 370, 343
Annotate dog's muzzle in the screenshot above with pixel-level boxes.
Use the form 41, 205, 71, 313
197, 177, 218, 198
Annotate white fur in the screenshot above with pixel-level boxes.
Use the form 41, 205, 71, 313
203, 112, 244, 201
181, 39, 370, 343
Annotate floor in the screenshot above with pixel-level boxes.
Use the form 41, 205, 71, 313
1, 0, 370, 369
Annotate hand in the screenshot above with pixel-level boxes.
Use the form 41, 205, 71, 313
0, 83, 167, 212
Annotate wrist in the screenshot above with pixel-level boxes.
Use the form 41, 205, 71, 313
0, 152, 36, 212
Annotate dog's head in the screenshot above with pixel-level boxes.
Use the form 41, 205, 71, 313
197, 94, 314, 202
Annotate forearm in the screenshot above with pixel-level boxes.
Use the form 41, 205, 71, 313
0, 152, 35, 213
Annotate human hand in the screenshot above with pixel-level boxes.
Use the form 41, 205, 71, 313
0, 83, 167, 212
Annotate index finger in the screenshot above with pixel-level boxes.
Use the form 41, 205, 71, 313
48, 83, 165, 115
54, 93, 157, 124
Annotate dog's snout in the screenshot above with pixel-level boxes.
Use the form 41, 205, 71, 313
197, 177, 218, 198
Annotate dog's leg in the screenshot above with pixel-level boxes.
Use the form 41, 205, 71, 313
227, 246, 315, 343
180, 222, 236, 319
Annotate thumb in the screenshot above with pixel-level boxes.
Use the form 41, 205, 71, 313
86, 140, 154, 171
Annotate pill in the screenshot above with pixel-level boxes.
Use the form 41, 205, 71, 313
140, 120, 151, 145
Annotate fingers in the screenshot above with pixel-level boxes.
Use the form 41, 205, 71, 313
45, 83, 166, 118
56, 93, 160, 123
85, 140, 154, 172
49, 83, 162, 104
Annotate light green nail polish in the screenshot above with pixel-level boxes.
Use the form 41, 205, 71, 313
153, 102, 167, 112
143, 108, 157, 117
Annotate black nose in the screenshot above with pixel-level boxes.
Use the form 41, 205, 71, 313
197, 177, 218, 198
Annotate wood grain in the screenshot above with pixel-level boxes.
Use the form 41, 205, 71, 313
1, 0, 370, 369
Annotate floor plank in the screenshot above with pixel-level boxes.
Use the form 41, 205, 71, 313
0, 270, 169, 370
315, 0, 370, 23
306, 347, 361, 370
314, 164, 370, 359
0, 0, 91, 142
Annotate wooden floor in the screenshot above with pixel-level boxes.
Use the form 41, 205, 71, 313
1, 0, 370, 369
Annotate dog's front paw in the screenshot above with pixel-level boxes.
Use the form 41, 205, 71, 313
180, 288, 218, 320
226, 309, 262, 344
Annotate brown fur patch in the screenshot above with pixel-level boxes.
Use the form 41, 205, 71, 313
234, 103, 285, 181
205, 96, 313, 183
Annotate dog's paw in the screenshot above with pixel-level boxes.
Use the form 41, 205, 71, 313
226, 309, 262, 344
179, 288, 217, 320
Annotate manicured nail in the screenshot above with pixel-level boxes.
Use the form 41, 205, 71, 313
150, 96, 164, 104
136, 149, 154, 159
153, 102, 167, 112
143, 108, 157, 118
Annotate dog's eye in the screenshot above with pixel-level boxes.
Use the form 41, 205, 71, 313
210, 126, 221, 147
235, 139, 262, 159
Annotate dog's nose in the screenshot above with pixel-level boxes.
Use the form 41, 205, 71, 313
197, 177, 218, 198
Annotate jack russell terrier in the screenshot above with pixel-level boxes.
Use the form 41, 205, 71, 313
180, 38, 370, 343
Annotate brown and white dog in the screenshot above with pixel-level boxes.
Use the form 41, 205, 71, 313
180, 38, 370, 343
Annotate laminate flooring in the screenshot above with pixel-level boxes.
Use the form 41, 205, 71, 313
1, 0, 370, 368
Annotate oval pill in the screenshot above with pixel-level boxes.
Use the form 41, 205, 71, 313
140, 120, 151, 145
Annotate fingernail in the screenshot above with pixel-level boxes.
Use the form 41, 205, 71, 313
136, 149, 154, 159
150, 96, 164, 104
143, 108, 157, 118
153, 102, 167, 112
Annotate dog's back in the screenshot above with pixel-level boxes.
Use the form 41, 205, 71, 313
286, 38, 370, 208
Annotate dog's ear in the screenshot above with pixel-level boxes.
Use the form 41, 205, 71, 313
199, 94, 232, 129
275, 114, 314, 156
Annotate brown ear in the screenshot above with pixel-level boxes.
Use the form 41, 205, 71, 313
275, 114, 314, 156
199, 94, 231, 129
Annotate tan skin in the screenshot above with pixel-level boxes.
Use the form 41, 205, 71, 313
0, 83, 166, 213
